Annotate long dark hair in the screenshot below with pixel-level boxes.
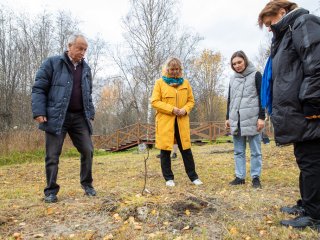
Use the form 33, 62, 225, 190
230, 51, 249, 72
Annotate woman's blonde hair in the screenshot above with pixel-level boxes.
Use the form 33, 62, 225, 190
162, 57, 183, 77
258, 0, 298, 28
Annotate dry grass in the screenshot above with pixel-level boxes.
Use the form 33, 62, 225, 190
0, 142, 319, 239
0, 130, 74, 155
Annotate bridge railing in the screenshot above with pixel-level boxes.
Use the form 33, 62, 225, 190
93, 122, 155, 151
93, 120, 273, 151
190, 121, 227, 141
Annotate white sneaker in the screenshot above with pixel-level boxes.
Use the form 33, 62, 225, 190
192, 179, 203, 185
166, 180, 175, 187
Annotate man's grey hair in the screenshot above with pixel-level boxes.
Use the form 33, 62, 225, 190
67, 34, 86, 47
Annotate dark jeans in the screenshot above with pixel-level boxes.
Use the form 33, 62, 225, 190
160, 118, 198, 181
44, 112, 94, 196
294, 138, 320, 219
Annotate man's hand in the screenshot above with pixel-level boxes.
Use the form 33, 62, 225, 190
35, 116, 47, 123
225, 120, 230, 130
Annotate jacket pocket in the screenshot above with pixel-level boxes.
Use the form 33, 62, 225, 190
163, 90, 176, 105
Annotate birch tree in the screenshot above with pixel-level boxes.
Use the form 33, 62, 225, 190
115, 0, 201, 124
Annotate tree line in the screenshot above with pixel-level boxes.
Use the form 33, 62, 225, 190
0, 0, 238, 136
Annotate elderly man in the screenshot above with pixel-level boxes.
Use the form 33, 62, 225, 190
32, 34, 96, 203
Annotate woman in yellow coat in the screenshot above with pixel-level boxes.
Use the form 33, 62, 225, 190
151, 57, 203, 187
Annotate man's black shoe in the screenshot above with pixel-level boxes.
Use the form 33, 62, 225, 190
252, 177, 262, 189
44, 193, 58, 203
280, 215, 320, 230
171, 153, 177, 159
156, 154, 161, 158
280, 205, 305, 215
82, 186, 96, 196
229, 177, 245, 185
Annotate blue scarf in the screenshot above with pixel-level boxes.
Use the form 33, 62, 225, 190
162, 76, 184, 86
261, 56, 273, 115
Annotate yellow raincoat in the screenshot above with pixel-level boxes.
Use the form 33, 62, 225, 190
151, 78, 195, 151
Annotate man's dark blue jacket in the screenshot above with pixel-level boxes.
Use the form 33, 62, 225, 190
32, 53, 95, 135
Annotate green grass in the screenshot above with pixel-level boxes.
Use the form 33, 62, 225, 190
0, 149, 45, 166
0, 147, 117, 166
214, 135, 233, 144
0, 139, 232, 166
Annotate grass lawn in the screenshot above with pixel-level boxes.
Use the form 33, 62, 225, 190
0, 142, 319, 239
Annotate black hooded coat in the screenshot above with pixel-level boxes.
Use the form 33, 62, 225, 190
270, 8, 320, 145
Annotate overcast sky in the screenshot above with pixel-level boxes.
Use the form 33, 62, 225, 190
0, 0, 318, 67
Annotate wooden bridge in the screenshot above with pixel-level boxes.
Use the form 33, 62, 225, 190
92, 121, 229, 152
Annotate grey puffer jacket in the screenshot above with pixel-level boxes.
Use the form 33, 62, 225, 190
32, 53, 95, 135
270, 8, 320, 144
228, 62, 260, 136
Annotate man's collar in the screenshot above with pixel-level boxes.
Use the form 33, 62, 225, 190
65, 51, 82, 65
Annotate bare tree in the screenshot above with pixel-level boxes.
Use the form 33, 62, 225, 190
0, 5, 88, 131
120, 0, 176, 123
254, 32, 272, 73
93, 74, 142, 134
174, 28, 203, 75
0, 8, 23, 130
54, 10, 80, 54
86, 34, 107, 81
109, 0, 201, 126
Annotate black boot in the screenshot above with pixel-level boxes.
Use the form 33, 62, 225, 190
280, 215, 320, 230
229, 177, 245, 185
280, 205, 305, 215
44, 193, 58, 203
280, 200, 305, 215
252, 177, 262, 188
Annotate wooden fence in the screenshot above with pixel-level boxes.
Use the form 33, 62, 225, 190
93, 121, 246, 152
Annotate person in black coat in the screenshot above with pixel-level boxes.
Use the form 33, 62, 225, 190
258, 0, 320, 230
32, 34, 96, 203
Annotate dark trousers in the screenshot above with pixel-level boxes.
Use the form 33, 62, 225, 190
44, 112, 94, 196
294, 138, 320, 219
160, 118, 198, 181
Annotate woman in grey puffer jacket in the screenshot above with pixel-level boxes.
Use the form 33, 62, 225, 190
225, 51, 265, 189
